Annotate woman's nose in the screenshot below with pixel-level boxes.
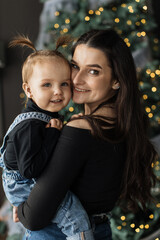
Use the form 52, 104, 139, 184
72, 70, 84, 85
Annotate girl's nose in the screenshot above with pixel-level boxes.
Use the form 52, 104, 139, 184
53, 87, 62, 95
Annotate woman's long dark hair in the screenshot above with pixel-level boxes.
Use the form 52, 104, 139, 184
71, 29, 158, 211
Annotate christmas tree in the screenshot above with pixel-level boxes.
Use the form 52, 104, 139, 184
36, 0, 160, 239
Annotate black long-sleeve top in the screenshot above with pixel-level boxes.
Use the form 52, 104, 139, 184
18, 124, 126, 230
4, 99, 60, 178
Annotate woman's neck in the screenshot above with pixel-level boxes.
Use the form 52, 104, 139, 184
84, 104, 116, 118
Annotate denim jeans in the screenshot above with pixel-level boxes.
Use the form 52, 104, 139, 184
2, 170, 94, 239
23, 223, 66, 240
93, 221, 112, 240
2, 169, 35, 206
23, 219, 112, 240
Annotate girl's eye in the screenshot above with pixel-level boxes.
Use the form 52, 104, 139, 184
61, 82, 69, 87
89, 69, 99, 75
43, 83, 51, 87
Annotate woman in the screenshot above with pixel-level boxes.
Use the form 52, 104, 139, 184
17, 29, 157, 239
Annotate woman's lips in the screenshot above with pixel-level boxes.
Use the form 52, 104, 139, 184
74, 87, 90, 92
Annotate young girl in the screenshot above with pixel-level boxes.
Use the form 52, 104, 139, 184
0, 35, 94, 240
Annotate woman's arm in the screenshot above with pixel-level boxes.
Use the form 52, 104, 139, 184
17, 125, 90, 230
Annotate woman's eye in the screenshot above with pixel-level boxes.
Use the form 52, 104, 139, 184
43, 83, 51, 87
89, 69, 99, 75
71, 63, 79, 70
61, 82, 69, 87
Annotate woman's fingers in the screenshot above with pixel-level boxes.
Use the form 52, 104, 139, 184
46, 119, 62, 130
71, 113, 84, 119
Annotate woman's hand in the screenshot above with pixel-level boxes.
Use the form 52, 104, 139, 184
13, 206, 19, 222
71, 113, 84, 119
46, 119, 63, 130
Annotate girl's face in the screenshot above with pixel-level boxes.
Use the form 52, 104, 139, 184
71, 44, 118, 113
23, 58, 71, 112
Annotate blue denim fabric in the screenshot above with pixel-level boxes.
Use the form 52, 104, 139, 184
0, 112, 94, 240
2, 169, 35, 206
23, 223, 66, 240
91, 217, 112, 240
54, 191, 94, 239
22, 216, 112, 240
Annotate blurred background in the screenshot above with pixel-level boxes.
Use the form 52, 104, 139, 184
0, 0, 160, 239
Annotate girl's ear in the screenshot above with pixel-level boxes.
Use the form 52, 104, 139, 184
22, 83, 33, 98
112, 80, 120, 90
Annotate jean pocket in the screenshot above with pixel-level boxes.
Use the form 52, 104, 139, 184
24, 229, 31, 240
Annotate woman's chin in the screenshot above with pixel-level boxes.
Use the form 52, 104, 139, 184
72, 96, 85, 104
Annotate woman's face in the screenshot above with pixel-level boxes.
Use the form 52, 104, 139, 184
71, 44, 116, 113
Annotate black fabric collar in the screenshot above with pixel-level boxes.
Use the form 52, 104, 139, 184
22, 98, 60, 119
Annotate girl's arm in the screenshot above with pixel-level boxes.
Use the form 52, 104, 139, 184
17, 125, 89, 230
13, 120, 60, 178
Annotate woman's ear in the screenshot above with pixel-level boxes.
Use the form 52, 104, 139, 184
22, 83, 32, 98
112, 80, 120, 90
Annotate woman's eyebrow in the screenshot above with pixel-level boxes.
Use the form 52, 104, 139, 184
86, 64, 102, 69
71, 60, 102, 69
70, 59, 76, 64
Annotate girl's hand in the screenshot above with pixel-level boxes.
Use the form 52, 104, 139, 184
13, 206, 19, 222
46, 119, 63, 130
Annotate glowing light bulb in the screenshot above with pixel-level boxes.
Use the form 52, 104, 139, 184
139, 224, 144, 229
54, 24, 59, 29
95, 10, 101, 15
112, 7, 117, 11
89, 10, 94, 14
121, 216, 126, 221
69, 107, 74, 112
149, 214, 154, 219
143, 95, 148, 100
143, 6, 147, 10
99, 7, 104, 12
85, 16, 90, 21
141, 31, 146, 37
145, 107, 151, 113
20, 93, 25, 98
135, 22, 140, 26
152, 87, 157, 92
115, 18, 120, 23
148, 113, 153, 118
65, 19, 70, 24
127, 20, 132, 25
146, 69, 151, 74
55, 11, 60, 16
63, 28, 68, 33
150, 73, 155, 78
151, 105, 156, 110
141, 19, 146, 24
130, 223, 135, 228
145, 224, 149, 229
117, 226, 122, 230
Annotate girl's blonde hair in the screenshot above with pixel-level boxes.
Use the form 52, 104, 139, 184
9, 35, 72, 83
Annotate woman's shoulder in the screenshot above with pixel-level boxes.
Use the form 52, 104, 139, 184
66, 118, 91, 130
